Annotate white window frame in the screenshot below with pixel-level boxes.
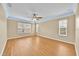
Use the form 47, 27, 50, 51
17, 22, 31, 34
17, 22, 23, 34
59, 19, 67, 36
23, 23, 32, 33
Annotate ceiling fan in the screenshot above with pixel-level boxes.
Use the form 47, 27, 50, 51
32, 13, 43, 20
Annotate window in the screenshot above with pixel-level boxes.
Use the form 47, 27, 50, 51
59, 19, 67, 36
23, 23, 31, 33
17, 23, 23, 33
17, 22, 31, 34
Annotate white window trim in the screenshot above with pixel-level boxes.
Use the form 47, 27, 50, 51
17, 22, 32, 34
59, 19, 68, 37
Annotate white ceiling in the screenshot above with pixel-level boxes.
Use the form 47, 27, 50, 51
3, 3, 77, 23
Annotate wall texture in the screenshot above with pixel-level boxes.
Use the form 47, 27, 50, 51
75, 16, 79, 56
75, 4, 79, 56
7, 19, 35, 39
38, 15, 75, 44
0, 4, 7, 55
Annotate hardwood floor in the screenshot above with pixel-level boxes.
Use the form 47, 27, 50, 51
3, 35, 76, 56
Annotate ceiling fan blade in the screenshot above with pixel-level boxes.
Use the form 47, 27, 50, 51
35, 17, 43, 20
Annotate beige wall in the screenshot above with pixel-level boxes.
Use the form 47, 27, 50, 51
0, 4, 7, 55
7, 19, 35, 39
75, 4, 79, 56
38, 15, 75, 44
75, 16, 79, 55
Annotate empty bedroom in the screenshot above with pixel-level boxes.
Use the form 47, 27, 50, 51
0, 3, 79, 56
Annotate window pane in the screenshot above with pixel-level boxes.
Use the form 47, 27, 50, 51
23, 24, 31, 33
59, 19, 67, 36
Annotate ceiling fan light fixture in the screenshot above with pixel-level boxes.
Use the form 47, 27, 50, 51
32, 13, 43, 21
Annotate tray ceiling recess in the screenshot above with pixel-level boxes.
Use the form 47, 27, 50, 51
2, 3, 77, 23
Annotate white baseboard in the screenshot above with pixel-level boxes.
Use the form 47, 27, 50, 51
8, 34, 33, 40
75, 43, 79, 56
0, 39, 7, 56
38, 34, 75, 45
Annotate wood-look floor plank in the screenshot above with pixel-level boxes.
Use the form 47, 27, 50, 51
3, 36, 76, 56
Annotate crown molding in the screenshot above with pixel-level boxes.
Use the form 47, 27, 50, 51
8, 11, 74, 23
